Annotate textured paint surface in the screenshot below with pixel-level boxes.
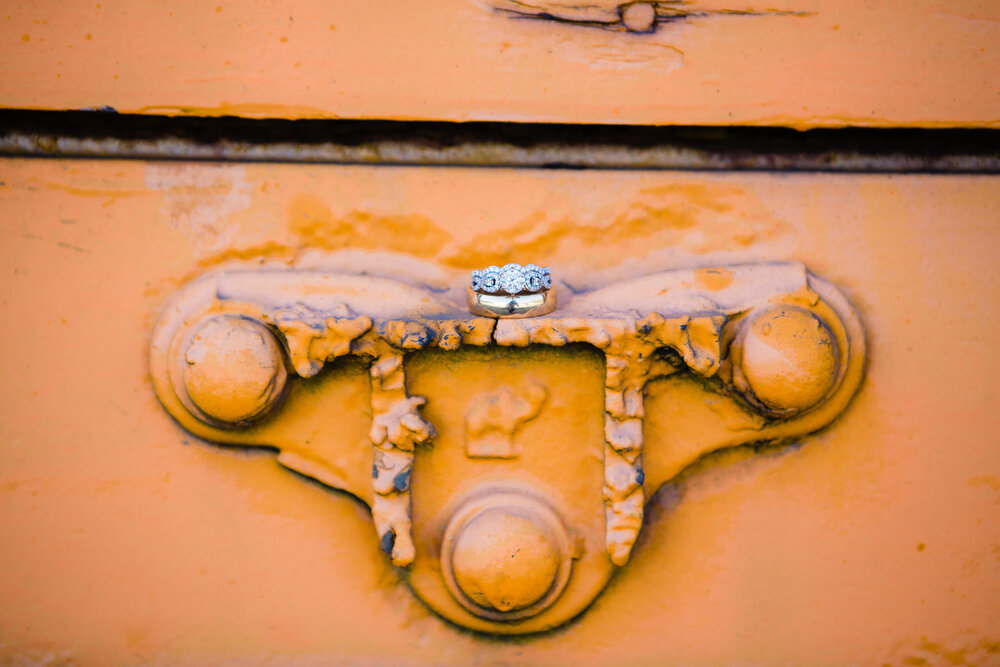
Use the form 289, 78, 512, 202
0, 0, 999, 127
0, 159, 999, 663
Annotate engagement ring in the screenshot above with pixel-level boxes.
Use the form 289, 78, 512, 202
468, 263, 556, 318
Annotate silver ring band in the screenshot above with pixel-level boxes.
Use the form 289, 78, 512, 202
467, 288, 557, 319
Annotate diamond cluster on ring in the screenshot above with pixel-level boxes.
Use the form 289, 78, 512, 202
471, 263, 552, 295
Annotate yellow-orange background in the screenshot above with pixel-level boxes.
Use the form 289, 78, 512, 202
0, 159, 998, 664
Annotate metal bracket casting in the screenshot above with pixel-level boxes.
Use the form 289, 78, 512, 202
150, 259, 865, 635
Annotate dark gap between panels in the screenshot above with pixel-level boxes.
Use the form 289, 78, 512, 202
1, 109, 998, 172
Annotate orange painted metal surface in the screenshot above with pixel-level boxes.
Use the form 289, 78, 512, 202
0, 158, 998, 664
1, 0, 999, 127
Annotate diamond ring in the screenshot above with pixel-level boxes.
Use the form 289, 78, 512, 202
471, 264, 552, 295
468, 263, 556, 319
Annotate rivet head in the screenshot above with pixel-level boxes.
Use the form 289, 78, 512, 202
182, 316, 288, 424
621, 2, 656, 32
734, 305, 840, 414
452, 508, 561, 613
441, 490, 573, 621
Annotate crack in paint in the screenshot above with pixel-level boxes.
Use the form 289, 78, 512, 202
483, 0, 810, 32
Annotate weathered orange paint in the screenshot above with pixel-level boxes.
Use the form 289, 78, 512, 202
694, 267, 735, 291
0, 158, 998, 663
1, 0, 998, 127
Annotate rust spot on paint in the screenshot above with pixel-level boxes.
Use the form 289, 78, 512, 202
968, 474, 1000, 490
44, 182, 145, 199
195, 242, 298, 271
441, 183, 789, 270
694, 267, 734, 291
136, 102, 337, 119
287, 193, 453, 258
